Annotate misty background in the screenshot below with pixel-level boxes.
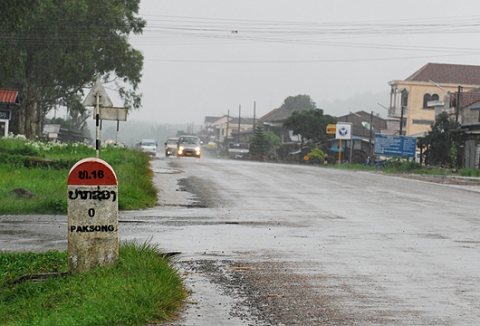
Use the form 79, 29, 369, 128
73, 0, 480, 145
86, 90, 388, 147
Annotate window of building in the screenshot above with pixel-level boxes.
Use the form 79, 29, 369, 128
401, 89, 409, 107
423, 93, 439, 109
412, 119, 435, 125
423, 93, 432, 108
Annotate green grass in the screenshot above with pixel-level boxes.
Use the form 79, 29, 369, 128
326, 158, 479, 177
0, 241, 188, 326
0, 138, 158, 214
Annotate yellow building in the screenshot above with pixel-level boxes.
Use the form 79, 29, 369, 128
388, 63, 480, 136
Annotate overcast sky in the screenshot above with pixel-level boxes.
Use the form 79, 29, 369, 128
122, 0, 480, 126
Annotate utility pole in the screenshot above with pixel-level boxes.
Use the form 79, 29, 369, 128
400, 106, 404, 136
226, 110, 230, 145
238, 105, 241, 142
253, 101, 256, 131
456, 85, 462, 123
369, 111, 373, 145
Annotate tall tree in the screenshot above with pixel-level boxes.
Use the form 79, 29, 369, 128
423, 112, 460, 166
0, 0, 145, 139
280, 94, 317, 112
249, 125, 269, 158
0, 0, 40, 31
283, 108, 336, 144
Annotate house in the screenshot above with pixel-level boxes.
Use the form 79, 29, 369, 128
201, 115, 228, 142
222, 117, 255, 144
336, 111, 388, 141
201, 115, 255, 144
451, 88, 480, 125
0, 88, 20, 137
448, 88, 480, 168
258, 107, 305, 143
43, 124, 88, 143
388, 63, 480, 136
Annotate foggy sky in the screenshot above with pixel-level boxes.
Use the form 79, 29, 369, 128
123, 0, 480, 125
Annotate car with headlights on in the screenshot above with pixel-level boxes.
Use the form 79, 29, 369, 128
164, 137, 178, 156
177, 135, 202, 158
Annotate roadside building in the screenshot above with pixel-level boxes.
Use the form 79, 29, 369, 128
388, 63, 480, 136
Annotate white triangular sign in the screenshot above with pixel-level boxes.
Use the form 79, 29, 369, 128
82, 80, 114, 107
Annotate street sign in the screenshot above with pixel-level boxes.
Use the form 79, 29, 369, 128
0, 110, 11, 120
82, 80, 115, 158
374, 134, 417, 158
67, 158, 118, 273
336, 123, 352, 140
82, 79, 113, 108
98, 107, 127, 121
326, 124, 336, 134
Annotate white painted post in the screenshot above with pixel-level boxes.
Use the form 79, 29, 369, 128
67, 158, 118, 273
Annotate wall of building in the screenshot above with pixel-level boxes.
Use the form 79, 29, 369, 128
391, 81, 479, 136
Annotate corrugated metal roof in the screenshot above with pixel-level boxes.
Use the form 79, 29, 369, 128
0, 89, 20, 105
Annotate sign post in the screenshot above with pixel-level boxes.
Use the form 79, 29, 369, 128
0, 110, 10, 138
97, 107, 127, 145
67, 158, 118, 273
82, 80, 114, 158
374, 134, 417, 158
335, 123, 352, 164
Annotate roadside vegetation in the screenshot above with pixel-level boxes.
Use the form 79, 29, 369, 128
328, 157, 480, 177
0, 136, 158, 214
0, 241, 187, 326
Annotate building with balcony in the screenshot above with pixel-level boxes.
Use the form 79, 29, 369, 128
202, 115, 255, 144
388, 63, 480, 136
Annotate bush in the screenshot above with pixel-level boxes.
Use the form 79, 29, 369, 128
458, 168, 480, 177
307, 148, 325, 164
385, 157, 422, 171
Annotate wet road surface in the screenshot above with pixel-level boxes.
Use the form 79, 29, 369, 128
2, 155, 480, 325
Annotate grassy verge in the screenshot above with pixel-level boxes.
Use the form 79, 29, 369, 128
327, 158, 480, 177
0, 138, 158, 214
0, 241, 187, 326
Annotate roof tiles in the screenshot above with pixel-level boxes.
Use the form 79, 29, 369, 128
406, 63, 480, 85
0, 89, 20, 105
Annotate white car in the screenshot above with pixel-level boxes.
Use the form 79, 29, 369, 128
140, 139, 157, 157
177, 135, 202, 158
165, 137, 179, 156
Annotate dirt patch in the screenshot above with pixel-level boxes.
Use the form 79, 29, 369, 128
178, 259, 419, 326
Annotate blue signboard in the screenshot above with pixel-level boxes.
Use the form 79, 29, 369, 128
0, 110, 10, 120
374, 134, 417, 158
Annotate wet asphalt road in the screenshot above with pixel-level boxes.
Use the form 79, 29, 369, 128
2, 154, 480, 325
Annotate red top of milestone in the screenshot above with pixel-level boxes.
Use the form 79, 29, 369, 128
67, 158, 117, 186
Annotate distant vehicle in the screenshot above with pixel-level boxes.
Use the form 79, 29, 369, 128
140, 139, 157, 157
177, 135, 202, 158
206, 141, 217, 149
228, 142, 249, 159
164, 137, 178, 156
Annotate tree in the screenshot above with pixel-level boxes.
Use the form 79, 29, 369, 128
264, 131, 281, 151
0, 0, 145, 139
0, 0, 39, 31
422, 112, 460, 166
280, 94, 317, 111
249, 125, 269, 158
283, 109, 336, 145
